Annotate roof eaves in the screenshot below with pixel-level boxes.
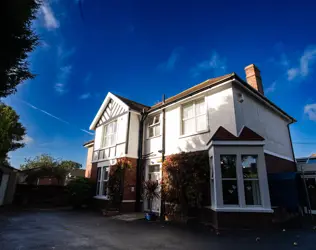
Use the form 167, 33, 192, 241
149, 73, 235, 112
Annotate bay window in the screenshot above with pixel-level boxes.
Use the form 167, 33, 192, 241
101, 120, 117, 148
181, 98, 207, 135
218, 153, 263, 208
148, 115, 160, 138
96, 166, 109, 197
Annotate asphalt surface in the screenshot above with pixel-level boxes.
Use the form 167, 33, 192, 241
0, 209, 316, 249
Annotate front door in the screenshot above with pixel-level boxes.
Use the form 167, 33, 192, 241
146, 165, 161, 213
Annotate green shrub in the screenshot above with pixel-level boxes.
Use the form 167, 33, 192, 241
67, 177, 94, 208
162, 151, 210, 216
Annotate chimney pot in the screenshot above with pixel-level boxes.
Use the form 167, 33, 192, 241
245, 64, 264, 95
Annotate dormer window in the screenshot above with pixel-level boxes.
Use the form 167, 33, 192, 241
148, 115, 160, 138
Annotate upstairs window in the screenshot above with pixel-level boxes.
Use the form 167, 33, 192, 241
101, 120, 117, 148
181, 98, 207, 135
148, 115, 160, 138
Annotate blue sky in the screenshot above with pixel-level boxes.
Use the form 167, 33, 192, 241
5, 0, 316, 168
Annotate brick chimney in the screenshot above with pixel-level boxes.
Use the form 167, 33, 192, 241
244, 64, 264, 95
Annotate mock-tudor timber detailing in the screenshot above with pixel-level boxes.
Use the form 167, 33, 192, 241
84, 63, 297, 228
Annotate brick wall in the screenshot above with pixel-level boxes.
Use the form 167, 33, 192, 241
122, 158, 137, 201
85, 145, 94, 178
265, 153, 296, 173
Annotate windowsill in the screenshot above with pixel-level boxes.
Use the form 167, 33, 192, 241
146, 135, 162, 140
206, 206, 274, 213
93, 195, 110, 200
179, 129, 210, 139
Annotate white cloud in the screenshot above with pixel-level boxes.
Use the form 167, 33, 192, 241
21, 135, 34, 145
304, 103, 316, 121
191, 51, 227, 78
265, 81, 277, 94
40, 2, 60, 30
57, 46, 76, 60
55, 65, 72, 94
54, 45, 75, 95
79, 93, 91, 100
287, 46, 316, 81
41, 41, 50, 49
158, 48, 182, 71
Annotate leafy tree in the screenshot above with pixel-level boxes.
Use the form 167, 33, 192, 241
1, 0, 40, 97
20, 154, 56, 170
20, 154, 82, 185
0, 103, 26, 163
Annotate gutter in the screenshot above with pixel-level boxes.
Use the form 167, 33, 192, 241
287, 120, 297, 168
160, 94, 166, 220
135, 109, 148, 212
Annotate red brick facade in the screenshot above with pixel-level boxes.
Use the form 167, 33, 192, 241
90, 157, 138, 213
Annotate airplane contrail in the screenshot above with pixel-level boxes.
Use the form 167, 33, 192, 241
19, 99, 94, 136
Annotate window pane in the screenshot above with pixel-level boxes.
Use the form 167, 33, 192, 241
148, 116, 154, 126
244, 180, 261, 205
96, 182, 100, 195
107, 123, 113, 134
183, 118, 195, 134
97, 167, 102, 181
182, 103, 194, 119
222, 180, 239, 205
242, 155, 258, 179
103, 168, 108, 181
110, 134, 116, 145
155, 115, 160, 124
220, 155, 237, 178
196, 115, 206, 131
149, 127, 154, 137
104, 137, 109, 147
195, 99, 205, 115
113, 121, 117, 133
154, 125, 160, 136
149, 165, 160, 172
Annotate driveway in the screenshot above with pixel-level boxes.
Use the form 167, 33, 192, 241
0, 209, 315, 250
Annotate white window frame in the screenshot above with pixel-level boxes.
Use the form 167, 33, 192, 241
209, 147, 273, 213
101, 120, 117, 149
96, 166, 110, 198
181, 97, 208, 136
147, 114, 161, 138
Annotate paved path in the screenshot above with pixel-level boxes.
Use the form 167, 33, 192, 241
0, 209, 315, 249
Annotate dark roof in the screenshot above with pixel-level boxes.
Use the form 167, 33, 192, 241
207, 126, 264, 144
113, 94, 150, 113
148, 72, 295, 122
150, 73, 234, 111
83, 139, 94, 147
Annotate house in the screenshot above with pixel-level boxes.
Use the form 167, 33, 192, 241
0, 165, 19, 206
19, 167, 85, 186
84, 64, 296, 228
296, 154, 316, 215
